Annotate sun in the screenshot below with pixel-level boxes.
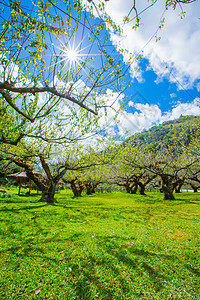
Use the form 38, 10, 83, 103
57, 40, 91, 77
66, 49, 78, 62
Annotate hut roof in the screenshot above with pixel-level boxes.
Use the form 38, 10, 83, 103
7, 171, 43, 179
7, 172, 28, 179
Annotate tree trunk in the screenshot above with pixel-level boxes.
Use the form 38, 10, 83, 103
10, 157, 68, 203
125, 183, 137, 194
131, 183, 138, 194
138, 182, 146, 195
85, 182, 99, 195
175, 184, 182, 193
39, 182, 57, 203
162, 185, 175, 200
174, 179, 184, 193
161, 176, 175, 200
190, 183, 199, 193
70, 180, 84, 197
163, 187, 175, 200
191, 186, 198, 193
18, 179, 22, 196
85, 182, 94, 195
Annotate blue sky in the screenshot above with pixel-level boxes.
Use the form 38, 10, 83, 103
82, 0, 200, 139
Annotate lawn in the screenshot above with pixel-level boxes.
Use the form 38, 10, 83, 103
0, 189, 199, 299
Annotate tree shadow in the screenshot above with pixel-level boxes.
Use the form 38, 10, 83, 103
95, 235, 177, 293
2, 233, 83, 264
185, 264, 200, 277
0, 204, 47, 212
1, 229, 199, 299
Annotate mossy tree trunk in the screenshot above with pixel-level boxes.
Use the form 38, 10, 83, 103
161, 175, 175, 200
39, 157, 68, 203
11, 157, 69, 203
40, 182, 57, 203
85, 181, 100, 195
63, 178, 85, 197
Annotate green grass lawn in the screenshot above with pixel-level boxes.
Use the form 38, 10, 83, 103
0, 189, 199, 299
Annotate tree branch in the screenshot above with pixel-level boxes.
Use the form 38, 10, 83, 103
0, 90, 34, 122
0, 133, 24, 145
0, 83, 98, 117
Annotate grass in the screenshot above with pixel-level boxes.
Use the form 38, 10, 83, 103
0, 189, 199, 299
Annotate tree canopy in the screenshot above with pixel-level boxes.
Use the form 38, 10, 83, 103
0, 0, 127, 145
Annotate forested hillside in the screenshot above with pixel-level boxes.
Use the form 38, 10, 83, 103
127, 115, 200, 150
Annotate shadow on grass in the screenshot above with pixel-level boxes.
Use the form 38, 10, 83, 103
174, 198, 200, 205
2, 233, 83, 265
2, 229, 199, 299
1, 192, 199, 299
96, 236, 175, 292
0, 204, 47, 212
17, 192, 42, 197
185, 264, 200, 277
67, 235, 180, 298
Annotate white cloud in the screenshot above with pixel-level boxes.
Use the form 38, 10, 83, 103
117, 103, 162, 137
170, 93, 177, 98
196, 82, 200, 92
160, 98, 200, 123
113, 98, 200, 139
97, 0, 200, 89
128, 100, 134, 107
94, 85, 200, 139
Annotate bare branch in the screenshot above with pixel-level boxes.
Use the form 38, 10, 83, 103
0, 89, 34, 122
0, 133, 24, 145
0, 83, 98, 117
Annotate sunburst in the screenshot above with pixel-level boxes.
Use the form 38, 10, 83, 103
61, 41, 86, 68
53, 38, 97, 83
66, 49, 78, 62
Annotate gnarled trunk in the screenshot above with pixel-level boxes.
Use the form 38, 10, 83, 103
63, 179, 85, 197
161, 175, 175, 200
125, 183, 138, 194
85, 182, 95, 195
85, 181, 100, 195
138, 174, 157, 195
39, 182, 57, 203
71, 180, 84, 197
138, 183, 146, 195
174, 178, 184, 193
190, 183, 199, 193
163, 187, 175, 200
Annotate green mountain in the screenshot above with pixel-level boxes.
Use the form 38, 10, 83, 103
127, 115, 200, 151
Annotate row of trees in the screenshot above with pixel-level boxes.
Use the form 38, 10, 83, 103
56, 137, 200, 200
1, 125, 200, 202
109, 141, 200, 200
4, 130, 200, 202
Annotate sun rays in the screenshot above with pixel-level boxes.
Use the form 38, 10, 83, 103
66, 49, 78, 62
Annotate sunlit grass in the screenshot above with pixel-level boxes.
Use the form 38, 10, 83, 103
0, 189, 199, 299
